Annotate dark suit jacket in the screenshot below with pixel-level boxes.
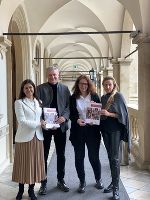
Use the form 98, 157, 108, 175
69, 93, 101, 145
37, 82, 71, 132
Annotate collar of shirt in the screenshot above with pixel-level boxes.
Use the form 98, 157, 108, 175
76, 94, 91, 120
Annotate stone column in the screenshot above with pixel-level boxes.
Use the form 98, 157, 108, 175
96, 71, 102, 96
118, 58, 132, 103
132, 34, 150, 169
111, 58, 120, 89
107, 67, 113, 77
0, 36, 12, 168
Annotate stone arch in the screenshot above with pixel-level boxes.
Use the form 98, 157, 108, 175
6, 5, 31, 160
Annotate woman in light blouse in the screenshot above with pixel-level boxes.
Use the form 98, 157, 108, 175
69, 75, 103, 193
12, 79, 46, 200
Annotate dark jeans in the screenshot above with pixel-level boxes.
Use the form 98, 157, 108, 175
73, 126, 101, 183
102, 131, 121, 188
42, 128, 66, 183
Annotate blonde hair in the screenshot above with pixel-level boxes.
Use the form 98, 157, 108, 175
102, 76, 119, 110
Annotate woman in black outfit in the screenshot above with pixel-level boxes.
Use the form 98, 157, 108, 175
69, 75, 103, 193
100, 76, 130, 200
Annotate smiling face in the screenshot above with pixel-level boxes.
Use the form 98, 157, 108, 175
103, 79, 114, 94
78, 78, 89, 95
23, 83, 34, 99
47, 69, 59, 84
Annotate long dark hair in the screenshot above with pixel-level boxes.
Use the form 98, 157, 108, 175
72, 75, 96, 98
18, 79, 39, 100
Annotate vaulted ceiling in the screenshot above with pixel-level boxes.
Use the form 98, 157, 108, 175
0, 0, 147, 73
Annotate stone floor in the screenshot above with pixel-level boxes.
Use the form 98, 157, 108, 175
120, 163, 150, 200
0, 140, 150, 200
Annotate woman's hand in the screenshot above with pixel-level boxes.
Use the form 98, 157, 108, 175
77, 119, 86, 126
101, 109, 118, 118
101, 109, 110, 116
41, 120, 46, 128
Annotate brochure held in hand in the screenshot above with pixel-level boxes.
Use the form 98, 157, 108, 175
43, 108, 60, 129
85, 102, 102, 125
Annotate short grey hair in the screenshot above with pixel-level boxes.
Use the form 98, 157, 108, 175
46, 64, 59, 72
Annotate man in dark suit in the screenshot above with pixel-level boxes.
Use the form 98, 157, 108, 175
37, 64, 71, 195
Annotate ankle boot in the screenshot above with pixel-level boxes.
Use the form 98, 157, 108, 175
28, 184, 37, 200
104, 182, 113, 193
113, 187, 120, 200
77, 181, 86, 193
16, 183, 24, 200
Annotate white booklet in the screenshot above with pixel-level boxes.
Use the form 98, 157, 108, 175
85, 102, 102, 125
43, 108, 60, 129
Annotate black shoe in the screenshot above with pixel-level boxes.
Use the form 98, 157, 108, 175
95, 179, 104, 189
28, 190, 37, 200
104, 182, 113, 193
16, 183, 24, 200
113, 188, 120, 200
57, 180, 69, 192
77, 182, 86, 193
38, 184, 47, 195
16, 191, 23, 200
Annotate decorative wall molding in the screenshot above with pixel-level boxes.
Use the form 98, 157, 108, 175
133, 33, 150, 45
0, 125, 9, 139
32, 59, 39, 69
0, 36, 12, 54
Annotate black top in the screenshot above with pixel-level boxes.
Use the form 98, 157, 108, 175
48, 83, 58, 112
101, 92, 130, 143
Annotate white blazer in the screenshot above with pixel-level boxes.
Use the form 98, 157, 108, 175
14, 98, 44, 142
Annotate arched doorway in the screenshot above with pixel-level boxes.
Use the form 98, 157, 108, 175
6, 5, 31, 161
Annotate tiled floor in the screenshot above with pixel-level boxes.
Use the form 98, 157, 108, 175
0, 140, 150, 200
120, 163, 150, 200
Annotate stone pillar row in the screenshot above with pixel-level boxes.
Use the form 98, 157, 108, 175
0, 36, 13, 166
132, 34, 150, 169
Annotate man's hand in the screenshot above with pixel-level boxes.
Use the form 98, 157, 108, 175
56, 116, 66, 124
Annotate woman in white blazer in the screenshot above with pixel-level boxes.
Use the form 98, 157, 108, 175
12, 79, 46, 200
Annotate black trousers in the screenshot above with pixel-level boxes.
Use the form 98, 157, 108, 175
42, 128, 66, 182
73, 126, 101, 183
102, 131, 121, 189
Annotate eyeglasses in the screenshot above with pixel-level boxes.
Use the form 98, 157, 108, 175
79, 82, 88, 86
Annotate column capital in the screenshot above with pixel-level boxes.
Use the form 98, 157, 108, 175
118, 58, 133, 65
132, 33, 150, 45
0, 36, 12, 53
32, 59, 38, 66
111, 58, 132, 66
110, 58, 119, 64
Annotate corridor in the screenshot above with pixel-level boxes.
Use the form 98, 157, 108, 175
0, 1, 150, 200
